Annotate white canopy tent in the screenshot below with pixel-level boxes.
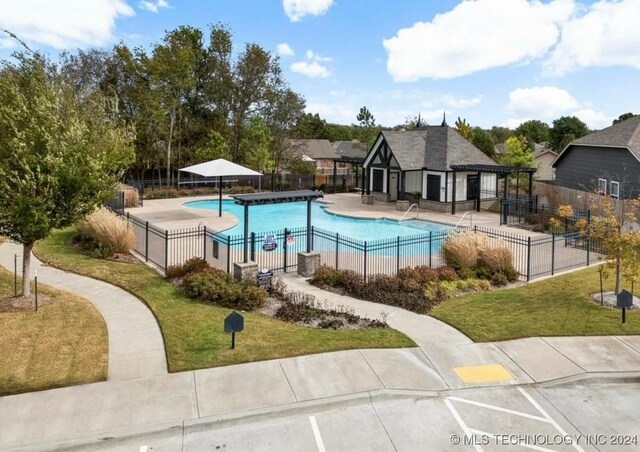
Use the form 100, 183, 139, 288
179, 159, 262, 217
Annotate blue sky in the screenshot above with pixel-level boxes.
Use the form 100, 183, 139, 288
1, 0, 639, 129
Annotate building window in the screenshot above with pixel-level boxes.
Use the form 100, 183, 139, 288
610, 181, 620, 199
597, 178, 607, 195
372, 169, 384, 192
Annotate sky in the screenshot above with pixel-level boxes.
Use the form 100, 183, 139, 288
1, 0, 639, 130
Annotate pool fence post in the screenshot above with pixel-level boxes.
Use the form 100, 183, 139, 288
551, 233, 555, 276
203, 225, 207, 259
145, 221, 149, 262
429, 232, 432, 267
363, 241, 368, 283
164, 230, 169, 272
250, 232, 256, 261
526, 236, 532, 281
306, 200, 312, 253
283, 228, 288, 273
396, 236, 400, 274
335, 233, 339, 269
226, 235, 231, 273
243, 205, 249, 263
310, 226, 314, 251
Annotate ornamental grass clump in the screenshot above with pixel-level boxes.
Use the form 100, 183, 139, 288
117, 183, 140, 207
76, 207, 136, 254
442, 231, 488, 271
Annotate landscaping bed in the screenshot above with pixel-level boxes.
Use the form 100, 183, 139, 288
0, 267, 107, 396
34, 228, 414, 372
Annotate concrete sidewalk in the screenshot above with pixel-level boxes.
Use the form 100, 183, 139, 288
0, 242, 167, 381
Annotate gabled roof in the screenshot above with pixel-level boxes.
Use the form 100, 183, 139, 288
370, 126, 498, 171
286, 139, 338, 160
333, 140, 367, 159
553, 115, 640, 166
533, 142, 556, 158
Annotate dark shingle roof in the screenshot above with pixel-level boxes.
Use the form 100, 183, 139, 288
379, 127, 498, 171
333, 140, 367, 159
570, 115, 640, 158
286, 139, 338, 160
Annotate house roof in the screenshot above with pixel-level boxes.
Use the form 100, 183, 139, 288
286, 139, 338, 160
375, 127, 498, 171
553, 115, 640, 166
533, 142, 556, 158
333, 140, 367, 159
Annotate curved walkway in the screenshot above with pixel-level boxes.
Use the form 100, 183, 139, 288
0, 242, 167, 380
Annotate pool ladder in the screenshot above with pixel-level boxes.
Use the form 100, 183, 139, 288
399, 204, 419, 222
455, 211, 473, 229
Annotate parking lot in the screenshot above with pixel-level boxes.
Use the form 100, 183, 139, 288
84, 381, 639, 452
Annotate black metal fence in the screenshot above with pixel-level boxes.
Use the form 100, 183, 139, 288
118, 207, 605, 282
500, 196, 591, 234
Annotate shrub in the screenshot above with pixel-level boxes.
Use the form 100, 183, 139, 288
166, 257, 210, 279
477, 243, 519, 284
442, 231, 489, 270
437, 266, 458, 281
310, 265, 341, 287
76, 207, 136, 255
117, 184, 140, 207
397, 266, 439, 292
184, 268, 265, 311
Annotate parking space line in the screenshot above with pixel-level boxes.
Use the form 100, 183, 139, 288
309, 416, 326, 452
444, 399, 484, 452
517, 388, 586, 452
468, 428, 558, 452
448, 396, 549, 423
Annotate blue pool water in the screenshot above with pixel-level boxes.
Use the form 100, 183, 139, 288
184, 199, 450, 240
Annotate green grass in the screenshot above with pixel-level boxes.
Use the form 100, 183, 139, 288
0, 268, 107, 396
34, 228, 414, 372
431, 266, 640, 341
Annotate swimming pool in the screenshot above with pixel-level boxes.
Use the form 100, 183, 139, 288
184, 199, 451, 240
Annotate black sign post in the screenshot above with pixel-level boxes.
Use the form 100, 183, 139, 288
224, 311, 244, 349
617, 290, 634, 324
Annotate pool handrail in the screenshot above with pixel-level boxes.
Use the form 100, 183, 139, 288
399, 204, 419, 222
454, 211, 473, 229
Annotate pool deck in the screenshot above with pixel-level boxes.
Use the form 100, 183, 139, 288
127, 193, 543, 237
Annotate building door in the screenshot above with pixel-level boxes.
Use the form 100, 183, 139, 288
426, 174, 441, 201
389, 172, 399, 201
467, 174, 480, 200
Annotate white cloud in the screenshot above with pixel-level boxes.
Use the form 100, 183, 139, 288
305, 49, 331, 62
441, 95, 482, 108
0, 0, 134, 49
290, 61, 330, 78
508, 86, 579, 119
139, 0, 169, 13
283, 0, 334, 22
571, 108, 613, 129
545, 0, 640, 75
277, 43, 295, 57
383, 0, 576, 81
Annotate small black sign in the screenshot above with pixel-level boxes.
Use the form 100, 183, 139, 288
257, 268, 274, 291
224, 311, 244, 333
617, 290, 634, 309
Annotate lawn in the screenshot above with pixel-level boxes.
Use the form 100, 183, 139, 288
0, 268, 107, 396
431, 266, 640, 341
34, 228, 414, 372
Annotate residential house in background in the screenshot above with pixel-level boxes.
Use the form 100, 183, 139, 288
286, 139, 339, 175
362, 125, 510, 213
552, 115, 640, 199
533, 143, 557, 181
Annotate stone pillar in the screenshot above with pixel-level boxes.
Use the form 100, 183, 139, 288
396, 200, 410, 211
297, 252, 321, 277
234, 261, 259, 282
361, 194, 374, 205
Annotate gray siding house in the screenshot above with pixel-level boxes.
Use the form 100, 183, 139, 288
552, 116, 640, 199
362, 125, 501, 213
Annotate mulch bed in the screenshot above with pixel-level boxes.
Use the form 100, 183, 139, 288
0, 294, 52, 313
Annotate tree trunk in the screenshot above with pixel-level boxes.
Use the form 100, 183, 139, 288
167, 111, 175, 187
22, 241, 35, 299
615, 256, 622, 295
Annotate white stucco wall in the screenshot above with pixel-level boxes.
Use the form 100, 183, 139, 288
405, 171, 422, 193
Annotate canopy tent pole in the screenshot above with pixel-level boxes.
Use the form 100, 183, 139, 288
219, 176, 223, 217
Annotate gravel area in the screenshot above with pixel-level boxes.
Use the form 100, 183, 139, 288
591, 291, 640, 309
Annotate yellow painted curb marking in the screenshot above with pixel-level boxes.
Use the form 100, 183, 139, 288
454, 364, 514, 383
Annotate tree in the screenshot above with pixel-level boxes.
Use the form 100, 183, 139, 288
0, 52, 134, 299
241, 117, 274, 173
194, 130, 231, 162
500, 136, 535, 167
292, 113, 328, 139
454, 117, 473, 141
550, 116, 589, 153
356, 106, 376, 148
579, 196, 640, 294
613, 112, 636, 125
471, 127, 496, 159
489, 126, 514, 144
515, 120, 550, 146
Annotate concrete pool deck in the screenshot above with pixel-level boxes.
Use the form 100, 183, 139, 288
127, 193, 544, 237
